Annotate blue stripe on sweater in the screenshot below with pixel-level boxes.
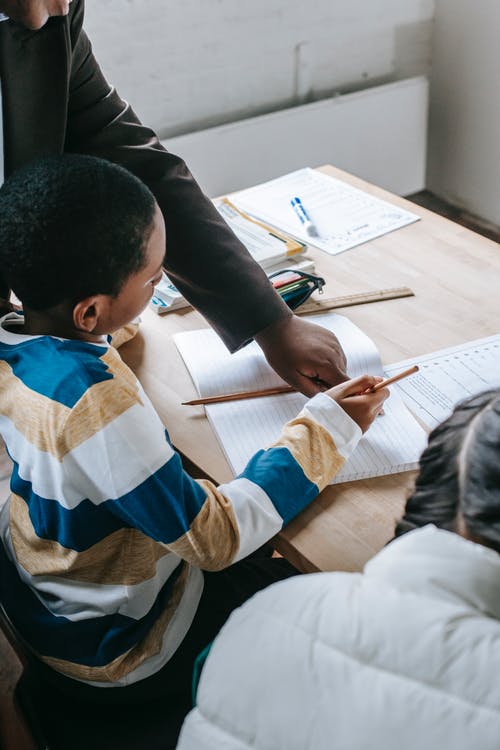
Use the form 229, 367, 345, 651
12, 451, 208, 550
11, 461, 127, 550
239, 445, 319, 525
0, 336, 111, 408
107, 452, 209, 543
0, 541, 184, 666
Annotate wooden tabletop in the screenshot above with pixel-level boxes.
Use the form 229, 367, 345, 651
120, 165, 500, 573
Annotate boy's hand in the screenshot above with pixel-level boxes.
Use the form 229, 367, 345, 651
325, 375, 389, 433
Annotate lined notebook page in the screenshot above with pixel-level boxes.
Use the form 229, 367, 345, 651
174, 330, 288, 399
174, 314, 427, 482
201, 391, 426, 482
175, 313, 382, 395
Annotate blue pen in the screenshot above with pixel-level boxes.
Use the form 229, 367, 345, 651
290, 196, 319, 237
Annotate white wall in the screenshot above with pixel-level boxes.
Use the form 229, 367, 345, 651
84, 0, 434, 139
427, 0, 500, 227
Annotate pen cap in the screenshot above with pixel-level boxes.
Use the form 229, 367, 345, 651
290, 197, 308, 224
290, 197, 319, 237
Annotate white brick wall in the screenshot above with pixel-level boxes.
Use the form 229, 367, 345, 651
84, 0, 434, 138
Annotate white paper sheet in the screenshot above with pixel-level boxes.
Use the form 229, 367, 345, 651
385, 334, 500, 429
231, 168, 420, 256
175, 314, 427, 481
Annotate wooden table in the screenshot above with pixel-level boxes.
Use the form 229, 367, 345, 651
120, 165, 500, 573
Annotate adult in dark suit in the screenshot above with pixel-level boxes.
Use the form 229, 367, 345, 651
0, 0, 346, 394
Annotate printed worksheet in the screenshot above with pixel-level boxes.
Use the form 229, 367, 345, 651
231, 168, 420, 256
385, 335, 500, 429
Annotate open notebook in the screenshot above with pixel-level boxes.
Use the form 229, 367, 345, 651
174, 314, 428, 483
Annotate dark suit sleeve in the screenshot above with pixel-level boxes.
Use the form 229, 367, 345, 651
64, 0, 290, 351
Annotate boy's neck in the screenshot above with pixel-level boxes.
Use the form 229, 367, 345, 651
10, 307, 107, 344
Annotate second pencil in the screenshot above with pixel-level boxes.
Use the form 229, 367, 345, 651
182, 384, 297, 406
371, 364, 419, 392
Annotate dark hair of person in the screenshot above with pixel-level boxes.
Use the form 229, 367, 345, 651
395, 389, 500, 553
0, 154, 158, 310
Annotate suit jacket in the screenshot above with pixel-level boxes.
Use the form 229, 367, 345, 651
0, 0, 289, 351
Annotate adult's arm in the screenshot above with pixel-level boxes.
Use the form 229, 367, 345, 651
64, 1, 348, 389
64, 0, 289, 352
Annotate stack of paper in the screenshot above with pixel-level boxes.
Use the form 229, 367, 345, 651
214, 198, 308, 272
175, 313, 428, 482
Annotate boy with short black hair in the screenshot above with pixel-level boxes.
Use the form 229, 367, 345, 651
0, 155, 387, 729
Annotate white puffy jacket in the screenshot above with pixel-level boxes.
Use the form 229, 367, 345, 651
178, 525, 500, 750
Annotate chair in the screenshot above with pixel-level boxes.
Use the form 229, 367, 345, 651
0, 600, 49, 750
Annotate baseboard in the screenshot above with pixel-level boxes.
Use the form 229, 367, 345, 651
162, 76, 428, 197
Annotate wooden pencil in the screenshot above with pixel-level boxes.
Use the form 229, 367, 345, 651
371, 365, 419, 392
182, 384, 297, 406
183, 364, 419, 405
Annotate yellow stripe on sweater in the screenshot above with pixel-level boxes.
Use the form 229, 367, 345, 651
0, 350, 141, 460
167, 479, 240, 571
9, 493, 170, 585
269, 414, 345, 492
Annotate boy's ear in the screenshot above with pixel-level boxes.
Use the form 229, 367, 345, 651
73, 295, 109, 333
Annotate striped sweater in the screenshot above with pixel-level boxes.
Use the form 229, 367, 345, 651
0, 312, 361, 687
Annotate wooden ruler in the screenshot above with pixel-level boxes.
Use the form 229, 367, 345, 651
295, 286, 414, 315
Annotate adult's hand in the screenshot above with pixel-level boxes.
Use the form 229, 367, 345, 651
254, 314, 348, 397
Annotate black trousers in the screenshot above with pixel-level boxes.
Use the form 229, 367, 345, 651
29, 553, 299, 749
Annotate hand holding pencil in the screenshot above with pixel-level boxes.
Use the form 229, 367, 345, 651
326, 365, 419, 431
326, 375, 390, 433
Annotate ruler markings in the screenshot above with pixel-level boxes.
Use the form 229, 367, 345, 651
296, 286, 414, 315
